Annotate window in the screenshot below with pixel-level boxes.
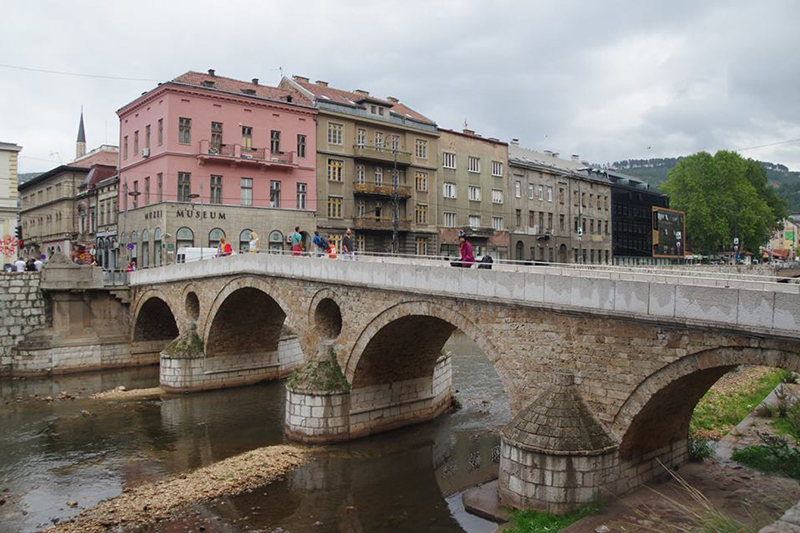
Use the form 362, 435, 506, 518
239, 229, 252, 254
391, 134, 399, 150
444, 212, 457, 227
528, 184, 535, 200
559, 188, 565, 203
375, 131, 383, 147
515, 181, 521, 198
492, 217, 503, 231
491, 161, 503, 177
415, 204, 428, 225
597, 195, 602, 209
356, 128, 366, 148
241, 178, 253, 206
582, 192, 586, 207
469, 215, 481, 228
468, 186, 481, 201
415, 139, 428, 159
357, 165, 365, 184
516, 209, 522, 227
590, 249, 595, 264
208, 228, 225, 249
177, 172, 191, 202
443, 182, 457, 199
130, 231, 137, 262
492, 189, 503, 204
211, 122, 223, 152
375, 167, 383, 186
327, 122, 343, 145
132, 180, 139, 208
270, 130, 281, 153
468, 156, 480, 173
529, 211, 536, 227
605, 250, 609, 264
574, 190, 579, 206
297, 182, 307, 209
538, 185, 544, 200
442, 152, 456, 169
144, 176, 150, 205
297, 134, 306, 157
356, 201, 366, 217
134, 131, 139, 154
145, 125, 151, 150
157, 173, 163, 202
415, 171, 428, 191
327, 159, 343, 181
269, 180, 281, 208
268, 230, 284, 253
559, 214, 565, 231
327, 196, 343, 218
539, 212, 544, 232
605, 220, 609, 234
547, 213, 553, 231
157, 119, 163, 146
179, 117, 191, 144
590, 219, 595, 234
547, 186, 553, 202
242, 126, 252, 149
415, 238, 428, 256
176, 227, 194, 250
153, 228, 162, 267
356, 235, 366, 252
210, 175, 222, 204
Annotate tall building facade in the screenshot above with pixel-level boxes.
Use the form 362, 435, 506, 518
0, 142, 22, 266
280, 76, 439, 255
437, 128, 509, 259
508, 144, 612, 264
117, 70, 318, 267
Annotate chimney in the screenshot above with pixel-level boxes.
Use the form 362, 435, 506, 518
463, 128, 475, 136
510, 138, 520, 146
552, 152, 559, 158
293, 75, 310, 83
354, 89, 369, 96
252, 78, 259, 85
316, 80, 329, 87
571, 154, 580, 161
387, 96, 399, 104
208, 69, 216, 76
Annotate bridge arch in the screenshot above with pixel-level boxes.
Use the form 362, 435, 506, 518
131, 291, 179, 362
202, 276, 297, 359
613, 346, 800, 459
309, 288, 343, 340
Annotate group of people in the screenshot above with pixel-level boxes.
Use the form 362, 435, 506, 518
10, 256, 44, 272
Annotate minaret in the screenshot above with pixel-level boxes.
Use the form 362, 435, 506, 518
76, 108, 86, 159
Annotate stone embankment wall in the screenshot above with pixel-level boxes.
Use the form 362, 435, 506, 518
160, 335, 304, 392
0, 273, 47, 375
285, 354, 452, 442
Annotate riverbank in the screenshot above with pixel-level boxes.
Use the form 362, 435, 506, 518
90, 386, 164, 400
46, 445, 308, 533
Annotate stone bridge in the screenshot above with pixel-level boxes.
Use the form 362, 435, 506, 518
129, 254, 800, 512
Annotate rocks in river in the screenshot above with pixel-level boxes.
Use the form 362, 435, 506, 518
66, 501, 79, 508
80, 410, 93, 418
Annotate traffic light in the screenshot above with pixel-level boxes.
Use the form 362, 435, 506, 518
15, 225, 22, 241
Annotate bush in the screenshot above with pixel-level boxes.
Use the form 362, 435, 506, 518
732, 432, 800, 479
504, 502, 602, 533
773, 400, 800, 443
688, 436, 714, 462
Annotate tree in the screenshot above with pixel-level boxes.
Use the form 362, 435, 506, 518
661, 151, 785, 255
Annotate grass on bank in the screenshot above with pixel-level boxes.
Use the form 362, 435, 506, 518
504, 502, 602, 533
690, 369, 789, 441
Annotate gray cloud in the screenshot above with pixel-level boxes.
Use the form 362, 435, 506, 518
1, 0, 798, 172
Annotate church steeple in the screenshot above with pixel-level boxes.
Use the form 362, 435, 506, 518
76, 108, 86, 159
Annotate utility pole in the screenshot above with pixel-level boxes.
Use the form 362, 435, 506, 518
391, 142, 399, 255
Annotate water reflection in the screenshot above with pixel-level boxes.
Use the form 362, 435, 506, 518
0, 331, 509, 533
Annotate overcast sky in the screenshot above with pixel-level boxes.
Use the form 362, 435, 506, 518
2, 0, 799, 174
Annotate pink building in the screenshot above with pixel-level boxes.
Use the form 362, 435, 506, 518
117, 70, 318, 265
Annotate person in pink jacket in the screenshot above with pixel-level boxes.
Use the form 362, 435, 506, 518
451, 230, 475, 268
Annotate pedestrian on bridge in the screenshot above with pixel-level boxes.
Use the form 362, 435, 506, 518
451, 230, 475, 268
342, 229, 355, 260
290, 227, 304, 256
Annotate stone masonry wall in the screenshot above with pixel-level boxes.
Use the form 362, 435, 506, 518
284, 389, 351, 443
0, 272, 47, 375
12, 342, 133, 374
160, 336, 303, 392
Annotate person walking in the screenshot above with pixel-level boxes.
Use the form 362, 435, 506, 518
218, 237, 233, 257
312, 231, 325, 257
14, 257, 25, 272
342, 229, 355, 260
34, 256, 43, 271
451, 230, 475, 268
248, 232, 260, 253
290, 226, 304, 256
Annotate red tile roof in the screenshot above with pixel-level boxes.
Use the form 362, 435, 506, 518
172, 71, 311, 106
291, 78, 434, 125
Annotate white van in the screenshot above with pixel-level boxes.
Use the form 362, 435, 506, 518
176, 247, 220, 264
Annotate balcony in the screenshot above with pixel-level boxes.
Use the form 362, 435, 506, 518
353, 180, 412, 198
463, 226, 497, 237
353, 215, 412, 231
353, 144, 412, 166
197, 140, 296, 170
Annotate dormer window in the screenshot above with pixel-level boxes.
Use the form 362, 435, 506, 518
241, 88, 256, 95
202, 80, 215, 88
369, 104, 386, 116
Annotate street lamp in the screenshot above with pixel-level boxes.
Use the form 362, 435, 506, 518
188, 183, 204, 259
123, 187, 141, 267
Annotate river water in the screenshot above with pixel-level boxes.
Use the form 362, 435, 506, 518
0, 332, 509, 533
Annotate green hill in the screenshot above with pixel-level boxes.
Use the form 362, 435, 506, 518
610, 157, 800, 213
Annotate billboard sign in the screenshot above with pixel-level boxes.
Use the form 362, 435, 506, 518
652, 207, 685, 258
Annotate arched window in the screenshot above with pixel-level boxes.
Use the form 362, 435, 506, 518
239, 229, 252, 253
141, 229, 150, 268
208, 228, 225, 249
153, 228, 162, 267
129, 231, 138, 263
268, 230, 284, 254
176, 227, 194, 251
515, 241, 524, 261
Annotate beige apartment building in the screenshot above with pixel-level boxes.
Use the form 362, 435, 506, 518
0, 142, 22, 266
508, 143, 612, 264
437, 128, 510, 259
281, 76, 439, 255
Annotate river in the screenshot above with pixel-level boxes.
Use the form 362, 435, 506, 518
0, 332, 509, 533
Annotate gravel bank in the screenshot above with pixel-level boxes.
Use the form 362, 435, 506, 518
45, 445, 307, 533
90, 386, 164, 400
